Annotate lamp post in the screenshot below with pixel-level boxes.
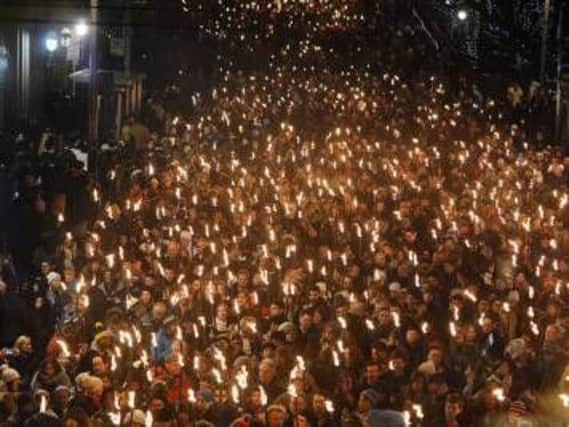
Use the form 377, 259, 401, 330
540, 0, 551, 83
555, 6, 564, 143
89, 0, 99, 144
88, 1, 99, 146
0, 40, 8, 131
44, 31, 62, 97
69, 20, 88, 99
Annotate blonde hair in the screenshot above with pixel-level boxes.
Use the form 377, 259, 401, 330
14, 336, 31, 351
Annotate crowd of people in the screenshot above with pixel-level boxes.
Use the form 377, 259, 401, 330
0, 32, 569, 427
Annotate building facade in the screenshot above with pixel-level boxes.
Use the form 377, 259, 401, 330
0, 0, 144, 140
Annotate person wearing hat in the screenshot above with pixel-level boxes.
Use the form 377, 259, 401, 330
30, 358, 72, 395
266, 403, 288, 427
45, 272, 70, 329
194, 388, 218, 425
91, 329, 115, 355
358, 388, 379, 425
1, 367, 21, 393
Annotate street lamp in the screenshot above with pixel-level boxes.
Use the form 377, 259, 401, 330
0, 40, 7, 130
457, 9, 468, 21
75, 21, 89, 37
45, 34, 59, 52
0, 42, 8, 72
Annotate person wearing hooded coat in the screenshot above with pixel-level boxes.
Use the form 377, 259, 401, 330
30, 359, 72, 395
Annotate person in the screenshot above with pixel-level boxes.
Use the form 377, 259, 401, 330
357, 389, 378, 426
0, 19, 567, 427
310, 392, 337, 427
61, 407, 91, 427
68, 375, 104, 417
259, 359, 285, 403
2, 336, 37, 386
266, 404, 288, 427
507, 82, 524, 124
129, 117, 151, 153
293, 412, 311, 427
155, 353, 193, 406
5, 392, 36, 426
443, 392, 468, 427
30, 359, 72, 394
123, 408, 147, 426
23, 389, 60, 427
151, 315, 176, 364
52, 385, 72, 418
0, 367, 22, 393
296, 310, 321, 359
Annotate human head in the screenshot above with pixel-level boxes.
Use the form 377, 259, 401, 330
365, 362, 382, 384
62, 408, 91, 427
83, 376, 104, 402
312, 392, 327, 416
1, 368, 21, 392
14, 336, 32, 354
445, 393, 464, 421
358, 389, 378, 413
267, 404, 287, 427
152, 302, 168, 323
91, 355, 108, 377
259, 359, 276, 384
